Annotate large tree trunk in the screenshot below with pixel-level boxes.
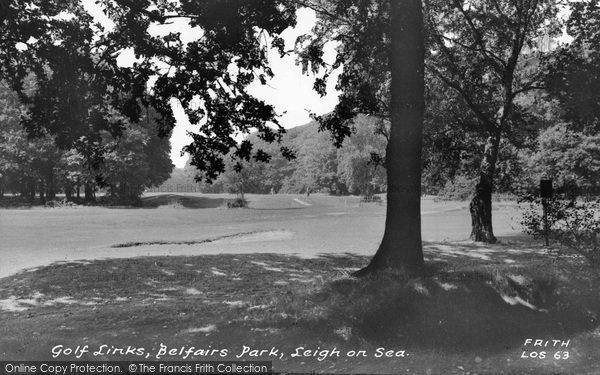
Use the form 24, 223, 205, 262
469, 135, 501, 243
355, 0, 425, 277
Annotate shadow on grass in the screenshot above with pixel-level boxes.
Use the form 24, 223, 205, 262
423, 237, 554, 267
1, 250, 599, 368
269, 253, 600, 355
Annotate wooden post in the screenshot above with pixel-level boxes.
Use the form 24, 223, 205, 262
540, 179, 553, 247
542, 198, 549, 246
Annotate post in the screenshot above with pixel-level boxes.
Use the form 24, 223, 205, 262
542, 198, 549, 246
540, 179, 553, 247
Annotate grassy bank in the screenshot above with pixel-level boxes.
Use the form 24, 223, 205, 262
1, 248, 600, 374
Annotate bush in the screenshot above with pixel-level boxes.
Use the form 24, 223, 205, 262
226, 198, 248, 208
96, 195, 143, 207
519, 194, 600, 264
437, 175, 477, 201
44, 199, 78, 208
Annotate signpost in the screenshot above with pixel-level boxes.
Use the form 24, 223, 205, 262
540, 179, 553, 246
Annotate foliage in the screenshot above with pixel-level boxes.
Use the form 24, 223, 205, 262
0, 81, 172, 203
44, 198, 79, 208
337, 116, 387, 195
225, 197, 248, 209
295, 1, 392, 145
179, 115, 388, 196
523, 124, 600, 195
0, 0, 299, 184
519, 195, 600, 265
544, 1, 600, 131
425, 0, 562, 241
422, 72, 481, 194
100, 108, 173, 202
425, 0, 561, 138
101, 0, 299, 182
437, 175, 478, 201
221, 157, 270, 197
0, 0, 143, 166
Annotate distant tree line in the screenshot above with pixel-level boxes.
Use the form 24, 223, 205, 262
0, 81, 173, 204
157, 95, 600, 200
155, 115, 387, 197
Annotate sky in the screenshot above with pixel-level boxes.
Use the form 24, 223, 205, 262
76, 1, 574, 169
80, 1, 341, 168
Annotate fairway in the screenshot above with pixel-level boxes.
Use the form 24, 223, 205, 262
0, 193, 523, 279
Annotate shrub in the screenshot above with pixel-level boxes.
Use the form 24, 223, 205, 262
226, 197, 248, 208
519, 194, 600, 264
96, 195, 143, 207
44, 199, 78, 208
437, 175, 477, 201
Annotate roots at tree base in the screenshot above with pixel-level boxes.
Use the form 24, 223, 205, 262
469, 194, 497, 244
352, 243, 425, 278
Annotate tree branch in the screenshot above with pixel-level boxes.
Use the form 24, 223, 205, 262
511, 85, 546, 98
453, 1, 507, 72
430, 65, 496, 132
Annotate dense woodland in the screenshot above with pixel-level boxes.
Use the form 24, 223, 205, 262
0, 80, 173, 204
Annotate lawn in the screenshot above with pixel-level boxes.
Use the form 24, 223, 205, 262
1, 193, 599, 374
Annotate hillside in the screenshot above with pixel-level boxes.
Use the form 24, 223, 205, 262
154, 116, 388, 196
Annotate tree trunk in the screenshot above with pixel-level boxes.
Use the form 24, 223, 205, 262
65, 185, 72, 201
46, 186, 55, 201
84, 183, 94, 202
46, 170, 56, 201
469, 135, 501, 243
28, 181, 36, 201
354, 0, 425, 276
39, 186, 45, 204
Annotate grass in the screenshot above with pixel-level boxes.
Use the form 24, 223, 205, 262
1, 249, 600, 374
2, 193, 600, 373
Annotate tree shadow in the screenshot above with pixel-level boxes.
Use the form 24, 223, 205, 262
251, 251, 600, 356
423, 237, 553, 267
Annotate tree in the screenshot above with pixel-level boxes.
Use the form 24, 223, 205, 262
544, 1, 600, 132
296, 0, 425, 274
3, 0, 426, 274
337, 115, 387, 195
425, 0, 561, 242
0, 1, 151, 161
526, 124, 600, 195
93, 0, 298, 183
285, 128, 341, 194
0, 80, 64, 202
372, 0, 425, 274
422, 72, 482, 195
100, 108, 173, 202
221, 159, 265, 198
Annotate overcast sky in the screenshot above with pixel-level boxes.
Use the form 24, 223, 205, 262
81, 1, 341, 168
